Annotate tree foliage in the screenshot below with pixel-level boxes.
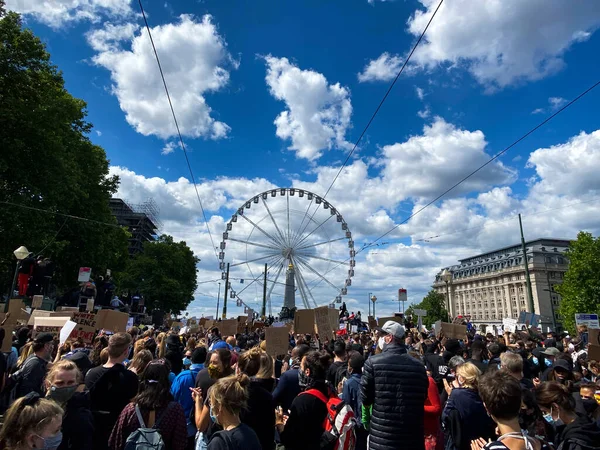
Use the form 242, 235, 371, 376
405, 290, 449, 327
556, 232, 600, 333
0, 13, 129, 292
117, 235, 199, 314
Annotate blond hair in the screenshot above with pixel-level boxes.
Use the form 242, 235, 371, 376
16, 342, 33, 369
257, 350, 274, 379
237, 347, 262, 376
46, 359, 83, 386
156, 332, 166, 358
0, 395, 63, 448
456, 362, 481, 390
209, 373, 250, 417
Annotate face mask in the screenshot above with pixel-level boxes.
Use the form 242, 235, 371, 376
532, 356, 539, 365
47, 385, 78, 404
582, 398, 599, 415
183, 357, 191, 366
543, 407, 564, 427
209, 405, 218, 424
298, 370, 312, 388
378, 337, 385, 350
545, 359, 553, 368
36, 431, 63, 450
568, 343, 575, 352
208, 364, 222, 379
289, 358, 294, 366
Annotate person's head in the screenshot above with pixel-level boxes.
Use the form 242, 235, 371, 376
32, 333, 55, 360
191, 347, 207, 366
209, 327, 221, 339
257, 350, 274, 379
45, 359, 82, 405
333, 340, 347, 361
448, 356, 465, 375
133, 338, 145, 356
209, 373, 250, 425
299, 350, 331, 388
479, 370, 522, 423
129, 349, 153, 376
208, 348, 232, 378
488, 343, 501, 358
500, 352, 523, 379
535, 381, 576, 425
226, 336, 237, 348
135, 360, 172, 410
291, 343, 310, 362
0, 393, 63, 450
99, 348, 109, 365
237, 347, 262, 377
107, 332, 133, 362
580, 383, 597, 401
378, 321, 406, 346
541, 346, 561, 362
456, 362, 481, 390
347, 351, 364, 376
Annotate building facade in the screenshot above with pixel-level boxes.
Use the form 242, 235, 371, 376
433, 238, 571, 332
109, 198, 161, 255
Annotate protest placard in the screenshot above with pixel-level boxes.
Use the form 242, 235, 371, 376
440, 322, 467, 339
205, 320, 214, 331
86, 298, 95, 312
314, 306, 334, 337
368, 316, 377, 329
220, 319, 238, 336
433, 320, 442, 337
28, 309, 52, 326
328, 308, 339, 334
72, 312, 98, 328
377, 316, 403, 327
60, 321, 78, 346
32, 295, 43, 309
589, 328, 600, 361
69, 325, 96, 344
502, 318, 517, 333
96, 310, 129, 332
1, 325, 14, 352
265, 326, 290, 357
294, 309, 315, 335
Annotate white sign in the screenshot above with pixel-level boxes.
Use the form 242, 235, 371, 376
351, 325, 358, 333
575, 313, 599, 328
414, 309, 427, 317
127, 317, 134, 329
78, 267, 92, 283
272, 322, 286, 328
502, 318, 517, 333
398, 288, 407, 302
179, 326, 188, 336
433, 320, 442, 337
485, 326, 494, 336
60, 320, 78, 346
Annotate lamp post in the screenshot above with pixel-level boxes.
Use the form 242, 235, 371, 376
441, 269, 452, 322
6, 246, 30, 312
215, 282, 221, 319
368, 292, 372, 316
371, 295, 377, 318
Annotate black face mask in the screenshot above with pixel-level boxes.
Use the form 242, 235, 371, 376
298, 370, 313, 389
582, 398, 598, 415
519, 412, 536, 430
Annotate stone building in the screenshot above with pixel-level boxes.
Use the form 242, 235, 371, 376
433, 238, 571, 332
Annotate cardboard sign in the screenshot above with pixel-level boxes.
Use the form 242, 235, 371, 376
220, 319, 238, 337
205, 320, 214, 331
199, 318, 207, 326
377, 316, 403, 327
413, 308, 427, 317
78, 267, 92, 282
440, 322, 467, 339
433, 320, 442, 337
294, 309, 315, 335
1, 326, 14, 352
171, 322, 184, 333
32, 295, 44, 309
69, 324, 96, 344
28, 309, 52, 326
368, 316, 377, 329
72, 312, 98, 328
589, 329, 600, 361
502, 318, 518, 333
57, 306, 79, 312
96, 309, 129, 332
86, 298, 95, 312
265, 326, 290, 357
33, 316, 69, 337
328, 308, 339, 334
314, 306, 334, 337
252, 322, 265, 331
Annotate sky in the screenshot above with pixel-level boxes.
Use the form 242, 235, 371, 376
7, 0, 600, 319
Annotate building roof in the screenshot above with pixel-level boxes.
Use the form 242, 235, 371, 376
459, 238, 572, 264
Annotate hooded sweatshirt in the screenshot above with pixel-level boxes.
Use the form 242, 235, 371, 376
556, 414, 600, 450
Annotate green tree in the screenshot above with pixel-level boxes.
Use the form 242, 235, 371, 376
556, 231, 600, 333
117, 235, 199, 313
407, 290, 449, 327
0, 12, 129, 292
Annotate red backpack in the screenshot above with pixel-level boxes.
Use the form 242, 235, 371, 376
301, 389, 357, 450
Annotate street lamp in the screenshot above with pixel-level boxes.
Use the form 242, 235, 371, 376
371, 295, 377, 318
368, 292, 372, 316
441, 269, 452, 321
6, 246, 30, 312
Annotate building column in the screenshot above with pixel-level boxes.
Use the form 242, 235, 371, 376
503, 284, 511, 319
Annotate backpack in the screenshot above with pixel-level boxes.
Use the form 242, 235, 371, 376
557, 438, 600, 450
302, 389, 357, 450
124, 404, 170, 450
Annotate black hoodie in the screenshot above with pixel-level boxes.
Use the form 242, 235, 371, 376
59, 390, 94, 450
556, 414, 600, 450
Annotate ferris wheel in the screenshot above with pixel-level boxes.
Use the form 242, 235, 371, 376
218, 188, 355, 315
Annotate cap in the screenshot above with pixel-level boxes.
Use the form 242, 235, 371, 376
34, 333, 54, 344
65, 351, 92, 374
378, 321, 405, 340
553, 359, 571, 372
445, 339, 461, 355
542, 347, 561, 357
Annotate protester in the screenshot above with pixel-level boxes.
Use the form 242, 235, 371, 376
14, 333, 54, 398
535, 381, 600, 449
277, 350, 332, 450
255, 350, 277, 393
165, 334, 184, 375
342, 351, 368, 450
424, 361, 443, 450
109, 360, 187, 450
127, 348, 153, 377
361, 321, 428, 450
45, 359, 94, 450
85, 332, 139, 450
442, 362, 495, 450
326, 340, 347, 388
171, 347, 207, 449
273, 344, 310, 413
237, 347, 275, 450
500, 351, 534, 389
0, 392, 64, 450
208, 328, 229, 351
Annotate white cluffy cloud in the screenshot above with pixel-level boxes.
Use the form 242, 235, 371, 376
88, 15, 237, 140
407, 0, 600, 89
531, 96, 568, 114
161, 141, 177, 155
6, 0, 134, 29
264, 56, 353, 161
358, 52, 402, 82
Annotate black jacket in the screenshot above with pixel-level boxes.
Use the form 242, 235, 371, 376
556, 414, 600, 450
59, 390, 94, 450
16, 355, 47, 398
280, 382, 328, 450
360, 343, 429, 450
241, 379, 275, 450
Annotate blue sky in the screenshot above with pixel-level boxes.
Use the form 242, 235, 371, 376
8, 0, 600, 318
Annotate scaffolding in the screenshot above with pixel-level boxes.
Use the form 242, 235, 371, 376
109, 198, 162, 255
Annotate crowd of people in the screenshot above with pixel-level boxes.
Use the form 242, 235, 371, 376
0, 317, 598, 450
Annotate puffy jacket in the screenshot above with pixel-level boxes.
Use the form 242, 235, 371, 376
360, 343, 429, 450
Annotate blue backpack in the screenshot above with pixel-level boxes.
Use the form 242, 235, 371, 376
124, 403, 172, 450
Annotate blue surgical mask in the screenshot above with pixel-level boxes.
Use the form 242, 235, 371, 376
289, 358, 293, 366
183, 357, 191, 366
36, 431, 63, 450
545, 359, 553, 367
209, 405, 218, 424
532, 356, 539, 365
543, 407, 564, 427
